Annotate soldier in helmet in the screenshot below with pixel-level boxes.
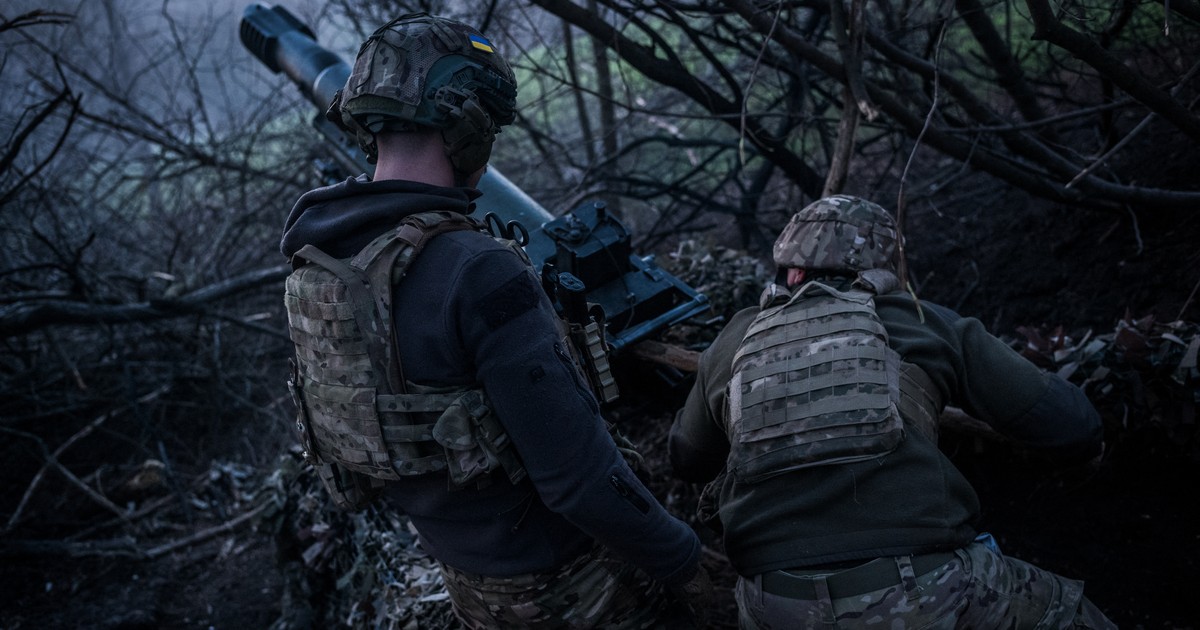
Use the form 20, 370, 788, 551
279, 13, 709, 628
669, 196, 1115, 628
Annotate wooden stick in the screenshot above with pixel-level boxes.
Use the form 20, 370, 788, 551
145, 501, 271, 559
0, 536, 145, 560
2, 501, 272, 561
0, 427, 130, 529
629, 340, 701, 372
67, 493, 176, 542
1177, 274, 1200, 321
4, 386, 168, 532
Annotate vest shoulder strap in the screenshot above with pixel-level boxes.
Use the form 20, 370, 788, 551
355, 211, 482, 392
294, 211, 482, 394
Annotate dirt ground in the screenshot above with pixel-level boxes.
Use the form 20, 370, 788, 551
2, 172, 1198, 628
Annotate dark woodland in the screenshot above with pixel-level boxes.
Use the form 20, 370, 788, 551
1, 0, 1197, 628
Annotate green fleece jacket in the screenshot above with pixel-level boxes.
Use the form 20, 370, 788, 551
669, 283, 1103, 576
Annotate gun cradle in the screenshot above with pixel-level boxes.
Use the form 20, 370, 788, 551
532, 202, 708, 353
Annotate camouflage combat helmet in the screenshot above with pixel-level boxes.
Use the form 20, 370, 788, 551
328, 13, 517, 177
772, 195, 898, 272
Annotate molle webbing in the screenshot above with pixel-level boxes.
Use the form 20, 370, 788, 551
736, 302, 883, 357
284, 211, 526, 488
727, 280, 904, 482
286, 261, 400, 479
293, 245, 400, 403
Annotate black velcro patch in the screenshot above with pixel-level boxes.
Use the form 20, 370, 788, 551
479, 273, 540, 331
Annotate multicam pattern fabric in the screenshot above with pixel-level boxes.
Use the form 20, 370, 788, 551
340, 14, 515, 123
440, 545, 694, 629
727, 275, 906, 482
284, 211, 526, 508
310, 458, 385, 511
773, 195, 898, 273
331, 13, 517, 166
735, 541, 1117, 629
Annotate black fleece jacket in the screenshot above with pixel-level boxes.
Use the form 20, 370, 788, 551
669, 281, 1103, 576
281, 176, 700, 584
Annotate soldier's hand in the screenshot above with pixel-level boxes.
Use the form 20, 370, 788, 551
670, 563, 713, 628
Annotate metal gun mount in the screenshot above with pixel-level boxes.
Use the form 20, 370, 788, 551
240, 3, 708, 353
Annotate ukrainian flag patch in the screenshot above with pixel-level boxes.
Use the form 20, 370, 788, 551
469, 33, 494, 53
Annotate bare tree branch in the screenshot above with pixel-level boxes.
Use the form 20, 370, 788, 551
530, 0, 826, 198
955, 0, 1053, 137
1024, 0, 1200, 143
0, 63, 83, 208
0, 264, 290, 337
3, 386, 169, 532
0, 10, 73, 33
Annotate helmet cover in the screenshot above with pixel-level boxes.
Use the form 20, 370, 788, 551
772, 195, 898, 272
330, 13, 517, 173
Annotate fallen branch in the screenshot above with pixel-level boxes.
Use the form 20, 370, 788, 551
630, 339, 702, 372
1178, 275, 1200, 321
0, 428, 130, 532
0, 536, 145, 560
0, 501, 271, 561
144, 501, 271, 559
4, 386, 169, 532
67, 493, 177, 542
0, 264, 290, 337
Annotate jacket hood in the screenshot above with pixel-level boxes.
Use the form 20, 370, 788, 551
280, 175, 480, 259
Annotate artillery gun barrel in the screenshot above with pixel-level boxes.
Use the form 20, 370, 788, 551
238, 3, 555, 232
239, 4, 708, 353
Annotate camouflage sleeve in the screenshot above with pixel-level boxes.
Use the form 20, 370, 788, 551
669, 307, 758, 483
454, 242, 702, 586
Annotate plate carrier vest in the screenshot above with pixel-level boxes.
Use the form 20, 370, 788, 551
284, 210, 527, 510
727, 269, 942, 483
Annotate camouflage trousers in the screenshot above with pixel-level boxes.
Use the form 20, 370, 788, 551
439, 544, 693, 629
735, 541, 1117, 629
